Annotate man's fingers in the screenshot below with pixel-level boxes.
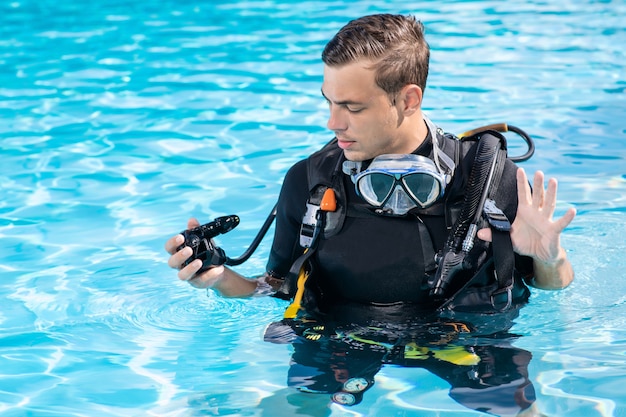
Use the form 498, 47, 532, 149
166, 219, 199, 255
165, 234, 185, 255
532, 170, 545, 208
542, 177, 559, 217
554, 207, 577, 233
187, 217, 200, 229
168, 245, 193, 269
517, 168, 532, 205
178, 258, 202, 281
477, 227, 493, 242
183, 264, 225, 289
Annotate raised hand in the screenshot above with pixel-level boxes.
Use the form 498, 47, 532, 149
477, 168, 576, 289
509, 168, 576, 263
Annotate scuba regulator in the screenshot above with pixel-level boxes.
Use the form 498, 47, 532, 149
178, 206, 278, 272
178, 215, 240, 273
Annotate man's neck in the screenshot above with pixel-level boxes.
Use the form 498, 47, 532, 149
397, 112, 429, 154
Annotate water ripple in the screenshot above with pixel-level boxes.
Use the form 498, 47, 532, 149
1, 0, 626, 416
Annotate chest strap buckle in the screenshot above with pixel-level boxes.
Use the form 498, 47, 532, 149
299, 188, 337, 248
300, 202, 320, 248
483, 199, 511, 232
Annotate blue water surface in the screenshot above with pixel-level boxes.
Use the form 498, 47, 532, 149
1, 0, 625, 416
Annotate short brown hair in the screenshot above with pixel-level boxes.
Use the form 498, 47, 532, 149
322, 14, 430, 97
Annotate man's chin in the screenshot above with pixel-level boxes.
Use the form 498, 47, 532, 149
341, 148, 370, 162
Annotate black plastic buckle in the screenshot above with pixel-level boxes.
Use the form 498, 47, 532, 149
483, 199, 511, 232
299, 202, 320, 248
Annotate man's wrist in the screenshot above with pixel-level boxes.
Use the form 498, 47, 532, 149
531, 248, 574, 289
250, 273, 284, 297
534, 247, 567, 267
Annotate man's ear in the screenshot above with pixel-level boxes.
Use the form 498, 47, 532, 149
399, 84, 423, 115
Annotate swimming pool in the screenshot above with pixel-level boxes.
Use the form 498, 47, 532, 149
1, 0, 625, 415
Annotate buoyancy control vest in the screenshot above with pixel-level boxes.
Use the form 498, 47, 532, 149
276, 123, 531, 317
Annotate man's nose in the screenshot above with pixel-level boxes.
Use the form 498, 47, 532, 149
326, 106, 346, 131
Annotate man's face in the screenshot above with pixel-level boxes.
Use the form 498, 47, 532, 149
321, 61, 408, 161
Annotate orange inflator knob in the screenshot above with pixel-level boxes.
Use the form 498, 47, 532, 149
320, 188, 337, 212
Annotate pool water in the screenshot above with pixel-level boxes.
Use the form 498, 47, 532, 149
1, 0, 625, 416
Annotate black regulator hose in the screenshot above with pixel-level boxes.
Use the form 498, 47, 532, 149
225, 204, 277, 266
506, 125, 535, 162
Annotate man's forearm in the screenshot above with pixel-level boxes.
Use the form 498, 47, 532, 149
212, 267, 260, 297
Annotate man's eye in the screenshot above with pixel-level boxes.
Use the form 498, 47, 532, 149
346, 107, 364, 113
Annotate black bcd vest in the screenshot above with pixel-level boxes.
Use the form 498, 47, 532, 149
277, 129, 531, 316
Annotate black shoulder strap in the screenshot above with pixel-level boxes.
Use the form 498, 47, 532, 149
433, 130, 515, 309
275, 140, 345, 301
304, 139, 346, 239
306, 139, 341, 188
478, 134, 516, 310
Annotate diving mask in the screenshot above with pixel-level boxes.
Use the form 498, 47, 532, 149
344, 153, 453, 216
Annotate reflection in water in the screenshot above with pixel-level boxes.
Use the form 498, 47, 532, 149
261, 308, 541, 417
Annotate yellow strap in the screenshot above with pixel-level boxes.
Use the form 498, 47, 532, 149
431, 345, 481, 366
459, 123, 508, 139
405, 343, 481, 366
404, 343, 431, 360
283, 261, 309, 319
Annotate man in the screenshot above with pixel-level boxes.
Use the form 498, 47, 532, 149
165, 13, 575, 415
166, 14, 575, 303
